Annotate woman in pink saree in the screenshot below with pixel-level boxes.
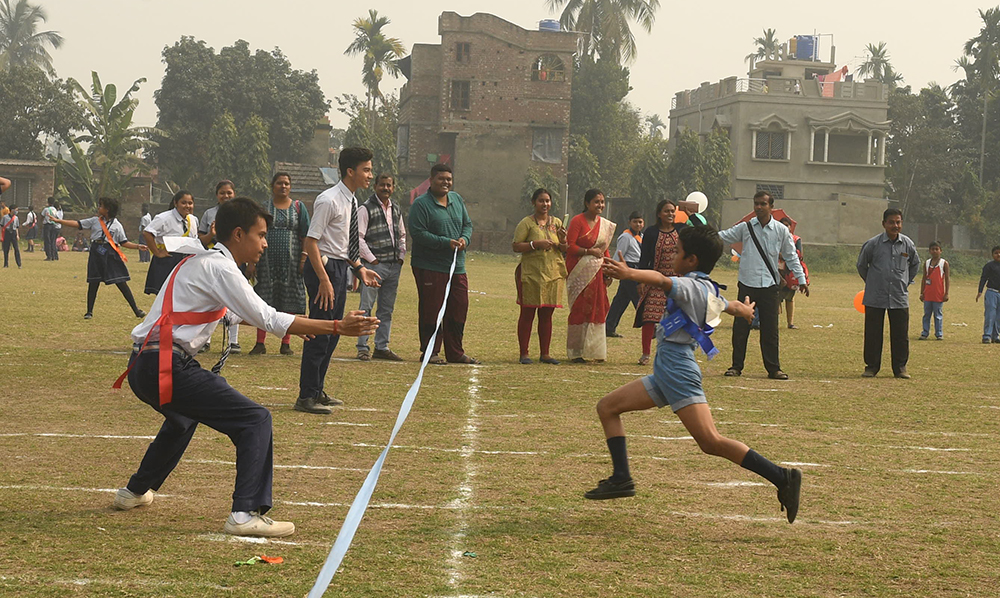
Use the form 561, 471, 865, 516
566, 189, 616, 362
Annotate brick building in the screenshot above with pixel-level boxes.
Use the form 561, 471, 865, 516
397, 12, 577, 249
0, 159, 55, 210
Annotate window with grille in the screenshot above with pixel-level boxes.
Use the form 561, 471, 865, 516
8, 178, 31, 205
754, 131, 786, 160
396, 125, 409, 164
450, 81, 471, 111
531, 54, 565, 82
455, 42, 471, 63
531, 129, 563, 163
755, 184, 785, 200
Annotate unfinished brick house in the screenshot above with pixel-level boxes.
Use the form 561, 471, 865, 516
397, 12, 577, 249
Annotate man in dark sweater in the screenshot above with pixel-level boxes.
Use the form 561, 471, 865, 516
356, 174, 406, 361
976, 245, 1000, 343
408, 163, 479, 364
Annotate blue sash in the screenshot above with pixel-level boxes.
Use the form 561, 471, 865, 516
658, 273, 724, 360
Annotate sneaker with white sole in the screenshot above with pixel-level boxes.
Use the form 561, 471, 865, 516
223, 512, 295, 538
113, 488, 154, 511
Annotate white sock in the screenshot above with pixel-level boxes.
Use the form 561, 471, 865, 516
231, 511, 253, 524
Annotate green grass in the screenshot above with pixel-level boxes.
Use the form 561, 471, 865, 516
2, 247, 999, 597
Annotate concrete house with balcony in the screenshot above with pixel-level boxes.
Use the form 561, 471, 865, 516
397, 12, 577, 248
668, 46, 890, 245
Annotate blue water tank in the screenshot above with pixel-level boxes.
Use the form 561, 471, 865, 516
539, 19, 561, 32
795, 35, 817, 60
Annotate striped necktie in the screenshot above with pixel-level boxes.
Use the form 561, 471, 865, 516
182, 215, 190, 236
348, 199, 360, 265
211, 314, 232, 375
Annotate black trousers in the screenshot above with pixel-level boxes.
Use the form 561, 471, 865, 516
125, 350, 274, 513
2, 235, 20, 267
605, 261, 640, 334
864, 307, 909, 374
43, 224, 59, 260
731, 283, 781, 374
298, 257, 348, 399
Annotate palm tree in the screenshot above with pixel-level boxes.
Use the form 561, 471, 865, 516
858, 42, 904, 88
546, 0, 659, 65
68, 72, 163, 204
744, 28, 779, 72
961, 7, 1000, 184
344, 9, 405, 115
0, 0, 62, 74
645, 113, 665, 138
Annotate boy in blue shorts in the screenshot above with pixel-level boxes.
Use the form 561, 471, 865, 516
587, 225, 802, 523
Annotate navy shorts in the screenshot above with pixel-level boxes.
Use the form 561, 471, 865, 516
641, 340, 708, 412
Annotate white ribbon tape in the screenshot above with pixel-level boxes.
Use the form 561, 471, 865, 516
307, 248, 460, 598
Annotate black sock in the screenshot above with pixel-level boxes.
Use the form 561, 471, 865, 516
740, 449, 787, 488
606, 436, 631, 481
117, 282, 140, 314
86, 282, 100, 313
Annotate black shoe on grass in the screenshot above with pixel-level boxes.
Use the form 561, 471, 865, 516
584, 477, 636, 500
777, 468, 802, 523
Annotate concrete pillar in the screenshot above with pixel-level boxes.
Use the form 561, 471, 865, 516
752, 130, 757, 159
878, 133, 886, 165
809, 129, 816, 162
866, 132, 873, 165
823, 130, 829, 162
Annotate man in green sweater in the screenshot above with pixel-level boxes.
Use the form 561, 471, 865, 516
408, 163, 480, 364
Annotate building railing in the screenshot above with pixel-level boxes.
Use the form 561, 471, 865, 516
671, 76, 885, 110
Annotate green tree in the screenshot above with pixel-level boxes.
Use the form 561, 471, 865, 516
338, 92, 399, 183
546, 0, 659, 64
0, 64, 81, 158
0, 0, 62, 74
645, 113, 665, 138
234, 114, 270, 200
663, 129, 703, 201
521, 165, 563, 205
567, 134, 600, 201
629, 136, 669, 215
154, 37, 329, 190
858, 42, 904, 89
959, 7, 1000, 184
744, 28, 779, 72
344, 9, 405, 114
700, 128, 733, 225
63, 72, 161, 208
205, 111, 238, 189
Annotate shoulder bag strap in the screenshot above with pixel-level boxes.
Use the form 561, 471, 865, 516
746, 221, 779, 285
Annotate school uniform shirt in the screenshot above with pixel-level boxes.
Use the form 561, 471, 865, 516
658, 273, 728, 345
78, 216, 128, 243
42, 206, 62, 229
144, 208, 198, 247
306, 181, 359, 262
718, 217, 806, 288
1, 214, 20, 232
131, 243, 295, 356
614, 230, 642, 263
138, 212, 152, 233
857, 232, 920, 309
24, 211, 36, 229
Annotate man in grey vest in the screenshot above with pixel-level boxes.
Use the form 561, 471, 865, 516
356, 173, 406, 361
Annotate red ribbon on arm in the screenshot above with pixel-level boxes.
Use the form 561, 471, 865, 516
113, 255, 227, 406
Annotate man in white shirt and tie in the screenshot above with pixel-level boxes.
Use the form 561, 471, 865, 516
718, 191, 808, 380
112, 198, 378, 538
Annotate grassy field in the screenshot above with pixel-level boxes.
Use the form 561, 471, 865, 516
2, 247, 999, 597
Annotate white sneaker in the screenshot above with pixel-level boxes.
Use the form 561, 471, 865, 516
223, 512, 295, 538
113, 488, 154, 510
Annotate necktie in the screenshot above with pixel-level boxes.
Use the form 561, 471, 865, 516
212, 315, 232, 375
182, 215, 190, 236
349, 199, 360, 265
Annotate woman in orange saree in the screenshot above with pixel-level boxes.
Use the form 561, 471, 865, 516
566, 189, 616, 362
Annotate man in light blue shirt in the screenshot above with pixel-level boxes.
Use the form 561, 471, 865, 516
718, 191, 808, 380
606, 211, 644, 337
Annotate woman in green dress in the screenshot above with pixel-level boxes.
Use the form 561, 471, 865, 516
248, 172, 311, 355
512, 188, 568, 364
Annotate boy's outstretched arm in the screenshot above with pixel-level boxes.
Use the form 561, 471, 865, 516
726, 296, 756, 322
602, 256, 673, 292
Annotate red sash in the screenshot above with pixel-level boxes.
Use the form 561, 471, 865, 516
113, 255, 227, 406
99, 218, 127, 262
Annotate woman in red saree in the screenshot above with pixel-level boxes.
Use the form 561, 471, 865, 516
566, 189, 616, 362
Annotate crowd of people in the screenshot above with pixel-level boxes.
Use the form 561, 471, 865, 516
4, 153, 1000, 541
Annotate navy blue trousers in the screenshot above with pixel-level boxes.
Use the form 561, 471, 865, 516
125, 350, 274, 514
298, 257, 348, 399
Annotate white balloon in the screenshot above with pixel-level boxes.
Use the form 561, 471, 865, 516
685, 191, 708, 213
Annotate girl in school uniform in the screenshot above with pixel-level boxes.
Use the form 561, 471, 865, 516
143, 190, 199, 295
50, 197, 147, 319
23, 204, 37, 252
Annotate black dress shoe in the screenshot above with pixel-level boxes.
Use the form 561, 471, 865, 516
724, 368, 741, 377
606, 332, 623, 338
768, 370, 789, 380
584, 477, 636, 500
777, 468, 802, 523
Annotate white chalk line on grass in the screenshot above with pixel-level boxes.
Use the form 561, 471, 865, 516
702, 481, 767, 487
350, 442, 540, 456
197, 532, 323, 547
0, 432, 157, 440
898, 469, 977, 475
669, 510, 860, 526
190, 459, 367, 472
637, 434, 695, 441
718, 385, 788, 392
884, 445, 971, 452
320, 422, 374, 427
445, 370, 482, 591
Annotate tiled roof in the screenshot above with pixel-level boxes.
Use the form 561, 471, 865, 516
274, 162, 332, 192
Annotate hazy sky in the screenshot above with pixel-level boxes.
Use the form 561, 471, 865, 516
41, 0, 991, 130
